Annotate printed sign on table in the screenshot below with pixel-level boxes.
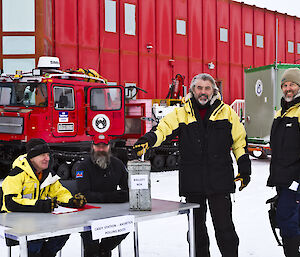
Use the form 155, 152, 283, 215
91, 215, 134, 240
130, 174, 149, 190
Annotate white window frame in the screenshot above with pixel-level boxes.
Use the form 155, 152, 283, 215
53, 86, 75, 110
124, 3, 136, 35
2, 0, 35, 32
105, 0, 116, 33
256, 35, 264, 48
3, 36, 35, 55
220, 28, 228, 42
3, 58, 35, 74
288, 41, 294, 53
245, 33, 252, 46
176, 20, 186, 35
297, 43, 300, 54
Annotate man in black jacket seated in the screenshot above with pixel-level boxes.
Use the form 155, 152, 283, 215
75, 135, 129, 257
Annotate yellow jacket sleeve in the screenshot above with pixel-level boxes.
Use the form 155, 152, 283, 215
48, 181, 73, 203
2, 172, 38, 207
230, 107, 248, 161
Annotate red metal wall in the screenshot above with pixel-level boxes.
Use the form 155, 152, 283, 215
296, 19, 300, 62
43, 0, 54, 56
216, 0, 230, 101
276, 14, 286, 63
48, 0, 300, 104
202, 0, 217, 78
265, 10, 276, 65
155, 0, 173, 99
286, 16, 296, 63
173, 0, 188, 90
78, 0, 100, 70
100, 0, 120, 82
138, 0, 156, 99
253, 8, 265, 68
188, 0, 203, 84
229, 1, 243, 101
54, 0, 78, 69
120, 0, 139, 90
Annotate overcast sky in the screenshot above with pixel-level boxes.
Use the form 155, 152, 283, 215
234, 0, 300, 18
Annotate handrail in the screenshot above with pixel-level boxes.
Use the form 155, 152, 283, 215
230, 99, 245, 122
48, 73, 106, 84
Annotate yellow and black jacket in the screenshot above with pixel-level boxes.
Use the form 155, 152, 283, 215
1, 154, 73, 212
144, 94, 250, 195
268, 97, 300, 187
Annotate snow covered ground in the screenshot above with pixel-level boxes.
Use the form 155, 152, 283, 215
2, 156, 285, 256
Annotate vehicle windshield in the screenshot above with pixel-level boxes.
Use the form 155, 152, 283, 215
91, 87, 122, 110
0, 82, 48, 107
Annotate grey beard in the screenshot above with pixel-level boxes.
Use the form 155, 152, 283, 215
91, 150, 111, 169
284, 88, 300, 102
198, 98, 209, 105
197, 94, 213, 105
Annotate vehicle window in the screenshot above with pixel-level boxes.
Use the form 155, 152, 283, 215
0, 87, 11, 105
54, 86, 75, 110
0, 83, 48, 107
91, 87, 122, 110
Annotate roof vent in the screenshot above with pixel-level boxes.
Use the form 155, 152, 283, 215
37, 56, 60, 69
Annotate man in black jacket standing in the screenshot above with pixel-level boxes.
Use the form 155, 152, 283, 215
267, 68, 300, 257
75, 135, 129, 257
133, 73, 251, 257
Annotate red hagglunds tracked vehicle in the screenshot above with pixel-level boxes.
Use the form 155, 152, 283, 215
0, 57, 126, 178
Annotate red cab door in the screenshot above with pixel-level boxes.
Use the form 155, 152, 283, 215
51, 84, 78, 137
87, 86, 125, 137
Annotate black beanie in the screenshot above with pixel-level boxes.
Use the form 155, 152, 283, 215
26, 138, 50, 159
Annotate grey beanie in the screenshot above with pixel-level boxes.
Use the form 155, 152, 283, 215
281, 68, 300, 87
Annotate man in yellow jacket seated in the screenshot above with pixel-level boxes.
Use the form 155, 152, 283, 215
1, 138, 86, 257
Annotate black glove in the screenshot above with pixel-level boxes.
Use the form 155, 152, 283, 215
51, 197, 59, 210
266, 194, 279, 204
235, 154, 251, 191
65, 193, 87, 208
133, 137, 150, 157
104, 190, 129, 203
234, 173, 250, 191
36, 197, 58, 213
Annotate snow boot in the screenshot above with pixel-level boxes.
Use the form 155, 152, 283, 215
40, 246, 61, 257
27, 252, 42, 257
99, 250, 112, 257
83, 243, 101, 257
282, 236, 300, 257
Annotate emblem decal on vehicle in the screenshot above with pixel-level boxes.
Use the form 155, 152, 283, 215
92, 114, 110, 133
255, 79, 263, 97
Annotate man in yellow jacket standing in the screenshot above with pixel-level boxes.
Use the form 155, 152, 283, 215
1, 138, 86, 257
133, 73, 251, 257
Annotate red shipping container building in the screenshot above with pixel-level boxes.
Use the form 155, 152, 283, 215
1, 0, 300, 104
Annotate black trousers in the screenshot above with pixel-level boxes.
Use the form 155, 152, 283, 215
186, 193, 239, 257
81, 231, 128, 257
